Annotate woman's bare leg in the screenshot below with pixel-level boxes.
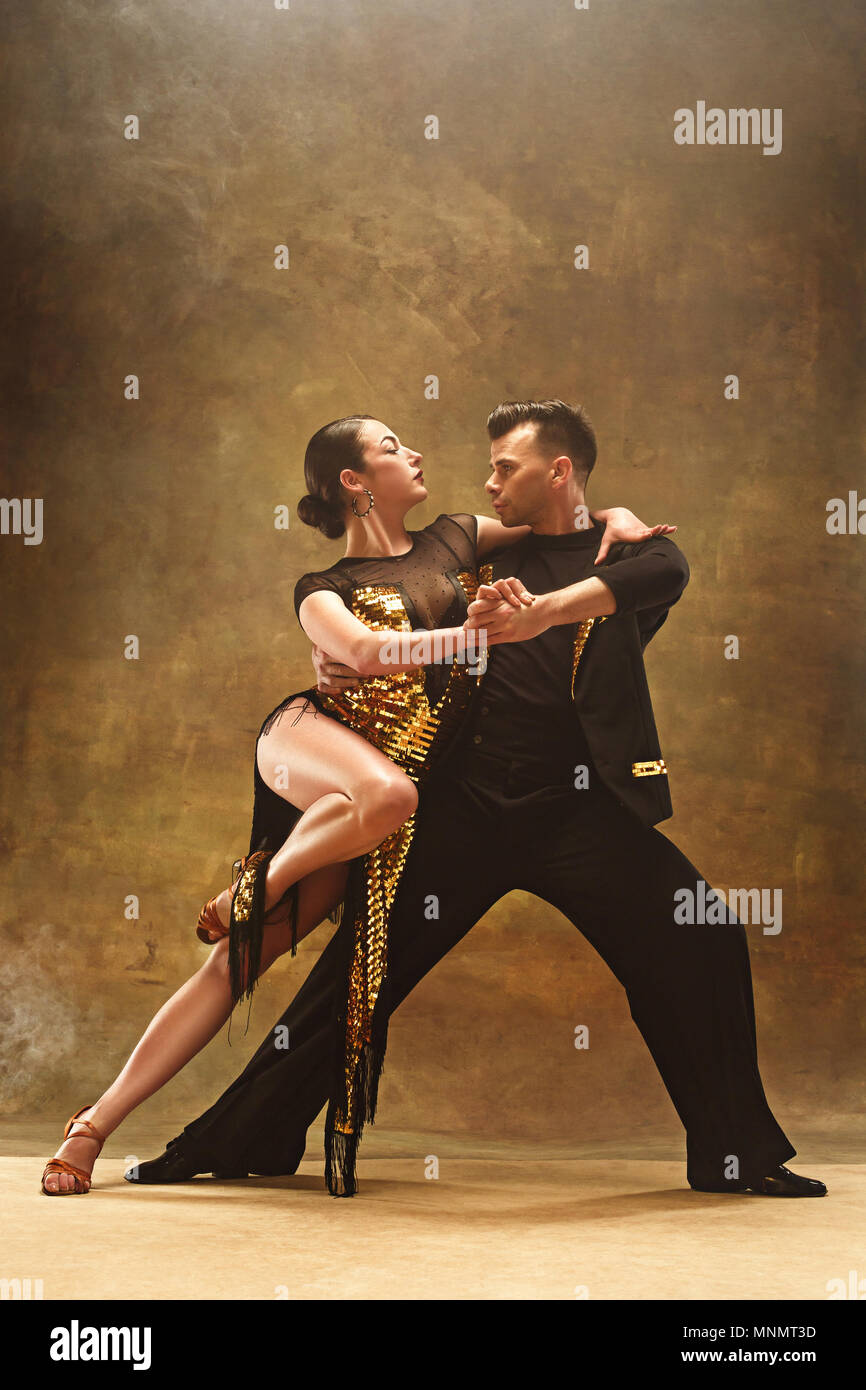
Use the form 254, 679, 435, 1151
203, 697, 418, 936
44, 699, 418, 1192
43, 864, 347, 1192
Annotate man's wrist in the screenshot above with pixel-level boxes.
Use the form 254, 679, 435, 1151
539, 578, 617, 627
535, 591, 564, 628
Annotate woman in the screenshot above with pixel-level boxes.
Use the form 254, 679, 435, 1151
41, 414, 672, 1197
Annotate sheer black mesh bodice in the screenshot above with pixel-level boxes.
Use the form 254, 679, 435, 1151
293, 512, 479, 704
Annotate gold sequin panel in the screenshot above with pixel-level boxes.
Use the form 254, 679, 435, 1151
319, 577, 482, 785
336, 813, 416, 1133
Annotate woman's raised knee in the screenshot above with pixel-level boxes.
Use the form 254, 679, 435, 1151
353, 769, 418, 840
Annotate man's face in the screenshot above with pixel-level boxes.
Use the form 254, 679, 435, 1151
485, 423, 569, 526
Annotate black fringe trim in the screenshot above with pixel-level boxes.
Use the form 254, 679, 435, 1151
227, 847, 271, 1040
258, 692, 320, 741
324, 998, 391, 1197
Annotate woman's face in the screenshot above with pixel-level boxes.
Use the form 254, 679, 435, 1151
343, 419, 428, 513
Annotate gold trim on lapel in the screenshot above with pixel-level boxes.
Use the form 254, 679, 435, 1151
571, 616, 607, 699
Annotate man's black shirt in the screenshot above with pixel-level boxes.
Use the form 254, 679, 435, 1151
479, 522, 605, 715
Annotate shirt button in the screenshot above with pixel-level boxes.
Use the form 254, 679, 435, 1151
473, 734, 483, 744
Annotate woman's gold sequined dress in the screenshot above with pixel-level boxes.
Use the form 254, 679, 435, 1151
229, 513, 484, 1196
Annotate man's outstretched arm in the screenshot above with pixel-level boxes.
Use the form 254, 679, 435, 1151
464, 535, 690, 642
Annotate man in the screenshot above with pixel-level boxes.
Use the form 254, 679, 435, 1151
129, 400, 824, 1198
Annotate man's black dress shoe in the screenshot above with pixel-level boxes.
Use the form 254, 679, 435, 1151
124, 1140, 247, 1184
690, 1164, 827, 1197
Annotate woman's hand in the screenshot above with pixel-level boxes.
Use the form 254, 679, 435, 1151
592, 508, 676, 564
478, 576, 537, 610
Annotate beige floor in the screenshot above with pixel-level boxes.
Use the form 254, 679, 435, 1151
5, 1125, 859, 1300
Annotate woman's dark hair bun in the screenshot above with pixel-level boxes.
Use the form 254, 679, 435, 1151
298, 414, 376, 540
297, 492, 345, 540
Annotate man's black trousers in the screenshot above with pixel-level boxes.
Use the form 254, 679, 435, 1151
176, 728, 796, 1190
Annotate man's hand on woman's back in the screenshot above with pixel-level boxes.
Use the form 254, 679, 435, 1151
311, 643, 362, 693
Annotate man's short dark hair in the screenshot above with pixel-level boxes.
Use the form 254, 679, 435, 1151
486, 399, 597, 486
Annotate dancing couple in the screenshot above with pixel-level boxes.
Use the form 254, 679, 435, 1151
41, 399, 825, 1200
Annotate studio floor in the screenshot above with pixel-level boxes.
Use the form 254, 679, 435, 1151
3, 1123, 860, 1301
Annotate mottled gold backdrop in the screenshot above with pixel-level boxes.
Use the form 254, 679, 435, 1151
1, 0, 863, 1157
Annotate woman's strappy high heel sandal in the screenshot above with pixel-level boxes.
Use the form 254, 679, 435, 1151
196, 852, 258, 944
41, 1105, 106, 1195
196, 852, 297, 944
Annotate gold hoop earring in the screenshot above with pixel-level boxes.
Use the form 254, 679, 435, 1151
352, 489, 375, 518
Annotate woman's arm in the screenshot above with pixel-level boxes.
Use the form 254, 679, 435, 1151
298, 590, 520, 678
475, 515, 532, 556
475, 508, 676, 561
